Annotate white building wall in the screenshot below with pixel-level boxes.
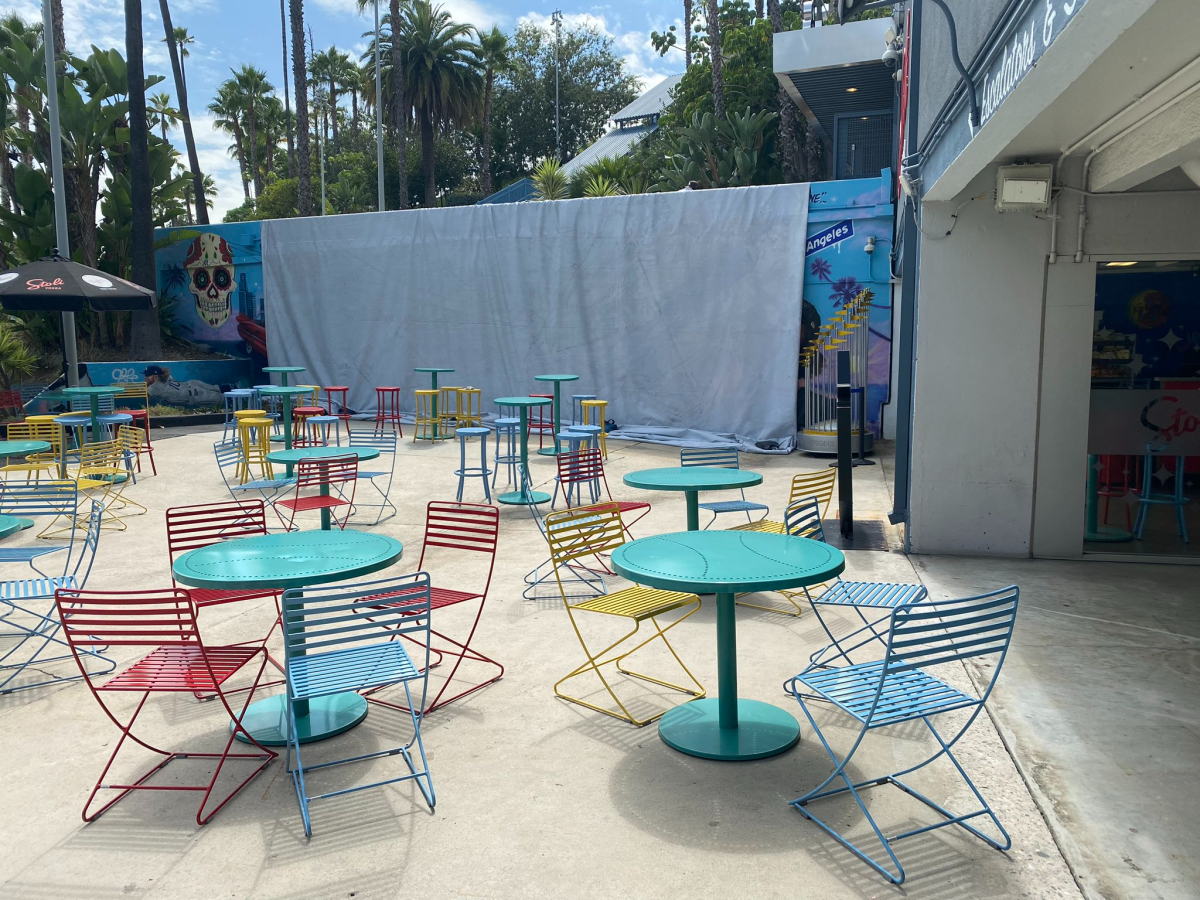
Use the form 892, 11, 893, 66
909, 169, 1051, 556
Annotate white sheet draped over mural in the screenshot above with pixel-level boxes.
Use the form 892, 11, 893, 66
262, 184, 808, 450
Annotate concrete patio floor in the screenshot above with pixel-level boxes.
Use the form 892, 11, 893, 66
0, 425, 1158, 900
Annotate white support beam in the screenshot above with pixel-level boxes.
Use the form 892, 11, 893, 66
1089, 89, 1200, 192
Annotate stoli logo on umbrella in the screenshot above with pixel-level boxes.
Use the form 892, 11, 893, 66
26, 277, 64, 290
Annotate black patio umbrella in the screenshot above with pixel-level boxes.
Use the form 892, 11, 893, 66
0, 254, 155, 313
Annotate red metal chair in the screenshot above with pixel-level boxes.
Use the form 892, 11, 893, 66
556, 448, 651, 539
291, 405, 326, 447
275, 453, 358, 531
375, 386, 404, 436
323, 385, 352, 425
166, 500, 284, 691
528, 393, 555, 449
368, 501, 502, 714
54, 587, 276, 825
1098, 454, 1136, 531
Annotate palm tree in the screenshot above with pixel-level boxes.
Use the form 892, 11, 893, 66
395, 1, 482, 206
280, 0, 295, 176
210, 81, 251, 199
183, 172, 216, 223
148, 91, 178, 142
682, 0, 692, 68
315, 48, 353, 154
343, 58, 363, 147
159, 1, 208, 223
125, 0, 162, 357
707, 0, 723, 119
232, 65, 274, 196
767, 0, 800, 181
477, 25, 507, 196
290, 0, 314, 216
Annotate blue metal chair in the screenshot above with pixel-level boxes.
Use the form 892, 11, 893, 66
519, 464, 607, 602
492, 416, 521, 490
1134, 442, 1189, 544
453, 426, 492, 502
282, 572, 435, 836
347, 428, 398, 525
0, 501, 112, 694
213, 439, 295, 523
69, 395, 115, 414
0, 480, 80, 563
680, 447, 769, 528
222, 389, 256, 440
759, 496, 928, 650
570, 393, 597, 426
785, 586, 1019, 884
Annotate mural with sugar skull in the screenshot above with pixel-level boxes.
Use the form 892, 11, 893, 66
185, 232, 235, 327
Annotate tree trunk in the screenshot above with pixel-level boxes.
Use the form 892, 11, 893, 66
683, 0, 693, 69
768, 0, 799, 182
291, 0, 313, 216
391, 0, 408, 210
707, 0, 723, 119
481, 68, 494, 195
159, 0, 208, 224
247, 99, 262, 197
281, 0, 295, 177
351, 88, 358, 145
126, 0, 162, 360
755, 0, 763, 19
51, 0, 66, 59
232, 122, 251, 199
421, 109, 435, 206
329, 80, 339, 154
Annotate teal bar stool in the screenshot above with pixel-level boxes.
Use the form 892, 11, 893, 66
493, 416, 521, 490
571, 393, 596, 426
454, 426, 492, 502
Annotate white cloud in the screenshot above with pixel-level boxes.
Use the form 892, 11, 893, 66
167, 113, 246, 222
313, 0, 500, 29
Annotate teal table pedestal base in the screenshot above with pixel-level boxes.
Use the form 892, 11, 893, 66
658, 698, 800, 761
498, 489, 550, 506
536, 447, 559, 457
232, 692, 367, 746
15, 518, 34, 531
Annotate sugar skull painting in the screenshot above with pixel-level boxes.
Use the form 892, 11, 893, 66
184, 233, 235, 328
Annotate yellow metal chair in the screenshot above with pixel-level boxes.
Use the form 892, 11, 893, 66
115, 424, 154, 481
731, 469, 837, 616
580, 399, 608, 458
236, 416, 275, 484
2, 421, 61, 480
436, 385, 464, 433
414, 389, 440, 441
547, 503, 705, 726
454, 387, 482, 428
297, 384, 322, 407
75, 440, 147, 529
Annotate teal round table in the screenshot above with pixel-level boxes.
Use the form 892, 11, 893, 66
0, 513, 24, 539
494, 396, 552, 505
61, 386, 118, 443
266, 446, 381, 531
172, 529, 404, 746
414, 367, 455, 440
611, 531, 845, 761
624, 467, 763, 531
0, 440, 51, 530
263, 366, 306, 386
534, 374, 579, 456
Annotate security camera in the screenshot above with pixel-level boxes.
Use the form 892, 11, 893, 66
882, 46, 900, 66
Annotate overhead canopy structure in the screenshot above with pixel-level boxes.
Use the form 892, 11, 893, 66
0, 256, 156, 313
774, 19, 895, 180
561, 74, 683, 179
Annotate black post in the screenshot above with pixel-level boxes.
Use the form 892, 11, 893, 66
836, 350, 853, 539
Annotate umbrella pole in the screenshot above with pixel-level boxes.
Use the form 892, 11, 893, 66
42, 0, 79, 388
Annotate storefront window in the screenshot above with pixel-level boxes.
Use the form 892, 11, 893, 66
1086, 262, 1200, 557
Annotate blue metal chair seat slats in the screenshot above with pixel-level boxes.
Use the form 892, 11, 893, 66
0, 501, 112, 695
0, 481, 80, 566
785, 586, 1019, 885
283, 572, 434, 836
679, 446, 767, 528
346, 428, 397, 525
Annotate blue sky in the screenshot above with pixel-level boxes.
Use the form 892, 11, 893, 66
8, 0, 684, 219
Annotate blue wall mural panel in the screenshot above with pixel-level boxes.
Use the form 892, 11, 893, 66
804, 172, 895, 433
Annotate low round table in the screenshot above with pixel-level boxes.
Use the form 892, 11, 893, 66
494, 396, 553, 505
263, 366, 306, 387
266, 446, 381, 531
623, 467, 763, 531
0, 513, 24, 539
0, 439, 51, 530
611, 530, 845, 761
173, 529, 404, 746
61, 386, 118, 443
533, 374, 579, 456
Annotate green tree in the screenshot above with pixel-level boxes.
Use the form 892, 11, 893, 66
209, 80, 251, 200
232, 65, 274, 197
126, 0, 162, 358
394, 1, 482, 206
477, 25, 508, 196
148, 91, 177, 141
161, 25, 193, 88
158, 2, 208, 224
490, 24, 638, 185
